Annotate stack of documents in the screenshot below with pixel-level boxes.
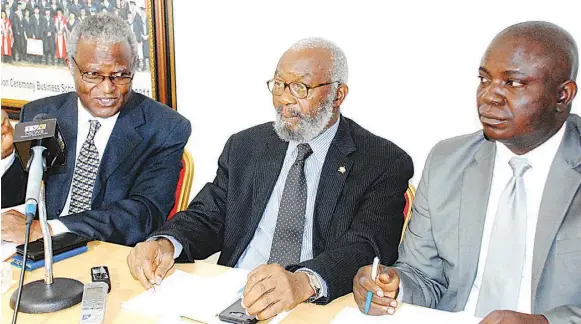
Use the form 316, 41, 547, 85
332, 305, 481, 324
123, 268, 249, 323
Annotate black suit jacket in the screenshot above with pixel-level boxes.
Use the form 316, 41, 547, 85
22, 17, 33, 39
30, 16, 42, 39
41, 15, 55, 53
1, 91, 191, 245
152, 116, 413, 303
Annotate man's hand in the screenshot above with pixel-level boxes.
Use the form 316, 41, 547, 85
1, 109, 14, 159
353, 264, 400, 316
1, 209, 46, 243
242, 264, 314, 320
480, 311, 548, 324
127, 238, 175, 290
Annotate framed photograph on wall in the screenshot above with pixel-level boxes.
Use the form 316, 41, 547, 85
1, 0, 177, 118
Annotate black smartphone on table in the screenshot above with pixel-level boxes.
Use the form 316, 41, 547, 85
16, 232, 90, 261
218, 299, 258, 324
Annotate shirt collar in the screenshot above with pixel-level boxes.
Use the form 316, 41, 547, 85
496, 124, 566, 171
288, 118, 340, 163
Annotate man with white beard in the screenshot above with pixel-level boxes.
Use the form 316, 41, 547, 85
127, 37, 413, 320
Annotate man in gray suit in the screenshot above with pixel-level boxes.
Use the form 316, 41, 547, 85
354, 21, 580, 324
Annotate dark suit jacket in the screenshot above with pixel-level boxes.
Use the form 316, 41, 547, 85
131, 17, 144, 43
30, 15, 42, 39
152, 116, 413, 303
1, 91, 191, 246
41, 15, 55, 53
12, 14, 25, 46
22, 17, 33, 39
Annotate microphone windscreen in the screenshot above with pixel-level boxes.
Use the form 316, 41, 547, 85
32, 113, 52, 121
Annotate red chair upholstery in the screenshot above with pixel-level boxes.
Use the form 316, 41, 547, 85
167, 150, 194, 219
400, 185, 416, 243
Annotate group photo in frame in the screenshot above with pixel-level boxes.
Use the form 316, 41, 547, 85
1, 0, 177, 118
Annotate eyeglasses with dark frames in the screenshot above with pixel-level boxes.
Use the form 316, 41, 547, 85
72, 57, 134, 85
266, 79, 339, 99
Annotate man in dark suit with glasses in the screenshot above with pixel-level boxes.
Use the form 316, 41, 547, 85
1, 13, 190, 246
127, 37, 413, 320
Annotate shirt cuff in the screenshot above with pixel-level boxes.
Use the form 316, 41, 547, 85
397, 281, 404, 302
1, 151, 15, 177
296, 268, 328, 300
148, 235, 183, 259
47, 219, 69, 236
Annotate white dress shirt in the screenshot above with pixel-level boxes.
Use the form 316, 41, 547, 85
1, 151, 15, 178
0, 99, 119, 234
463, 125, 566, 315
48, 99, 120, 234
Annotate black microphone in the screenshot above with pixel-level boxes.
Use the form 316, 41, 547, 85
10, 114, 68, 324
14, 113, 67, 169
28, 113, 66, 169
13, 114, 67, 222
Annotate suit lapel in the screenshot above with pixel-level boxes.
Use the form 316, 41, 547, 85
91, 93, 145, 201
48, 94, 79, 213
456, 139, 495, 310
531, 116, 581, 305
313, 117, 355, 245
228, 130, 288, 265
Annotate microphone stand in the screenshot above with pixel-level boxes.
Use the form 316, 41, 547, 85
10, 181, 84, 314
38, 181, 54, 285
39, 181, 53, 284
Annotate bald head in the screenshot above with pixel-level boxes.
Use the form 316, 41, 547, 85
489, 21, 578, 81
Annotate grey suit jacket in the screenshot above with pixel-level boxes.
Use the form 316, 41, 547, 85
394, 114, 581, 323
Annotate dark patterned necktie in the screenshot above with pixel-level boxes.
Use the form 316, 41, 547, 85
69, 120, 101, 214
268, 143, 313, 267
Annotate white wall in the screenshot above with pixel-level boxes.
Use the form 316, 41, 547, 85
173, 0, 581, 200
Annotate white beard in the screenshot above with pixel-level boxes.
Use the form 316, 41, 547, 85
273, 84, 338, 142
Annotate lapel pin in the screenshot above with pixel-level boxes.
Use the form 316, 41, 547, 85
338, 166, 346, 174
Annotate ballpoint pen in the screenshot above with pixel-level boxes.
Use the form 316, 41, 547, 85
364, 256, 380, 314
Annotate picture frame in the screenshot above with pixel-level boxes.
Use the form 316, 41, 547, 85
1, 0, 177, 119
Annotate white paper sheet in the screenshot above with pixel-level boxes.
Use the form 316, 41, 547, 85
268, 310, 293, 324
332, 305, 481, 324
1, 262, 15, 293
157, 305, 293, 324
123, 268, 250, 323
1, 241, 17, 261
1, 204, 26, 215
